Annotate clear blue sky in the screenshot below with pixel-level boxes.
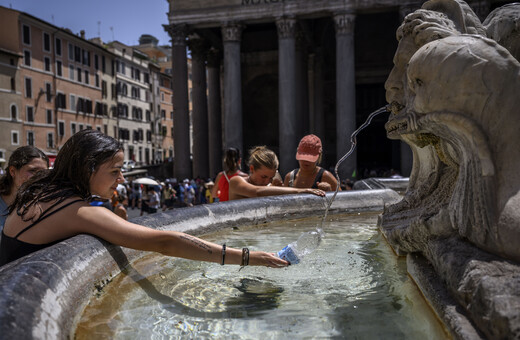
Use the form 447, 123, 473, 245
1, 0, 171, 46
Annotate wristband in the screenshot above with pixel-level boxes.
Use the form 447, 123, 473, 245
241, 247, 250, 266
221, 244, 226, 265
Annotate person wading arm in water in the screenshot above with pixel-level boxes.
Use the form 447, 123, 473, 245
0, 130, 288, 268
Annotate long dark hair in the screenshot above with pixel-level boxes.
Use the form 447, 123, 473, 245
11, 130, 123, 217
223, 147, 240, 173
0, 146, 48, 196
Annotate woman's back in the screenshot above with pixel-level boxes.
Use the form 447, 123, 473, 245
217, 170, 247, 202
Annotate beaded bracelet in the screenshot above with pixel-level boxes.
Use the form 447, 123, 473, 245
221, 244, 226, 265
241, 247, 250, 266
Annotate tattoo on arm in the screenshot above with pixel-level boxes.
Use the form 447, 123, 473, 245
180, 234, 213, 254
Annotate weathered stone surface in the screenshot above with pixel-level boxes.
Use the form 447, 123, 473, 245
380, 1, 520, 338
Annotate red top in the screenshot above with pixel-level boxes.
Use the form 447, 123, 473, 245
217, 171, 240, 202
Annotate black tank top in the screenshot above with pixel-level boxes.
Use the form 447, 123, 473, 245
0, 199, 84, 266
288, 168, 325, 189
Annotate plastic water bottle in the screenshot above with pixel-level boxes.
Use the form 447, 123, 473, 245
277, 228, 324, 264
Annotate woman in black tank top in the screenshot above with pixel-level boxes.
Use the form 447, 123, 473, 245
0, 130, 289, 269
283, 134, 340, 192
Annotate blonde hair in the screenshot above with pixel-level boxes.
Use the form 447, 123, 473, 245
248, 146, 279, 171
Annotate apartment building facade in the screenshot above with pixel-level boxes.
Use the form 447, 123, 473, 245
158, 72, 174, 161
0, 46, 23, 164
0, 7, 169, 169
106, 41, 155, 165
0, 6, 115, 165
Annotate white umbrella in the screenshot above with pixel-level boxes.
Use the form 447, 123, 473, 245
133, 177, 159, 186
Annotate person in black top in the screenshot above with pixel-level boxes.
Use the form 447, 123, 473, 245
283, 134, 340, 192
0, 130, 288, 269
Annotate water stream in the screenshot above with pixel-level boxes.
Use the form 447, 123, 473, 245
322, 105, 390, 225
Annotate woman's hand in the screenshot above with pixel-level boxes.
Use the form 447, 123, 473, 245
300, 188, 326, 197
249, 251, 289, 268
317, 181, 332, 191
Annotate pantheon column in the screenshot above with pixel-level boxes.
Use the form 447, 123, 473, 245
221, 23, 244, 154
207, 49, 223, 178
188, 37, 209, 179
276, 17, 298, 176
334, 13, 357, 180
166, 24, 191, 180
295, 30, 310, 138
312, 48, 325, 142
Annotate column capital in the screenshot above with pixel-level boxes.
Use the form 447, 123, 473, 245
222, 23, 244, 42
165, 24, 189, 46
276, 17, 297, 39
334, 13, 356, 35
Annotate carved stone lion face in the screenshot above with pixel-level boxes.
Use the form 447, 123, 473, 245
384, 9, 460, 141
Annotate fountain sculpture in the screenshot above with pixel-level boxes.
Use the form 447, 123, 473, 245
380, 0, 520, 338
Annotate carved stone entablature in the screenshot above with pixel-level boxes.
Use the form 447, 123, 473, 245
334, 13, 356, 35
276, 17, 297, 39
221, 23, 244, 42
165, 24, 189, 46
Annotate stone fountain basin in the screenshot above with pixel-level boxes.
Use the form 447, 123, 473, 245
0, 190, 403, 339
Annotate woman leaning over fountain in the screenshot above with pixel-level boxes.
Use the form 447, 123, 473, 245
283, 134, 339, 192
0, 146, 49, 231
228, 146, 326, 200
0, 130, 289, 268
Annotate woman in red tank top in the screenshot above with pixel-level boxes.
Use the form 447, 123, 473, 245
212, 148, 248, 202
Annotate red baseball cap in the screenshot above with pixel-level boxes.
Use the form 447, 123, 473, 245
296, 134, 322, 162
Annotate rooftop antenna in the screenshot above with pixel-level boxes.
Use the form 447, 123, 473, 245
97, 21, 101, 37
110, 26, 114, 41
51, 15, 54, 24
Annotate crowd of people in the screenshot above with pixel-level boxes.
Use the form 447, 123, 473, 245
0, 131, 402, 268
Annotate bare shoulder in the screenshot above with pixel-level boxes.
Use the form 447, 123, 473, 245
230, 175, 246, 184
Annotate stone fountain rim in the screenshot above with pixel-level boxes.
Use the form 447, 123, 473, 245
0, 187, 477, 339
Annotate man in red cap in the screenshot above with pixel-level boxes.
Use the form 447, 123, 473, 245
283, 134, 340, 191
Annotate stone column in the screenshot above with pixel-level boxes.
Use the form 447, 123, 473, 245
312, 48, 325, 140
334, 13, 357, 180
276, 17, 298, 176
207, 49, 223, 179
188, 37, 209, 179
166, 24, 191, 180
295, 29, 310, 138
221, 23, 244, 155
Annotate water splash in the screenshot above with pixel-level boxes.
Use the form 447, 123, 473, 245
321, 105, 390, 228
